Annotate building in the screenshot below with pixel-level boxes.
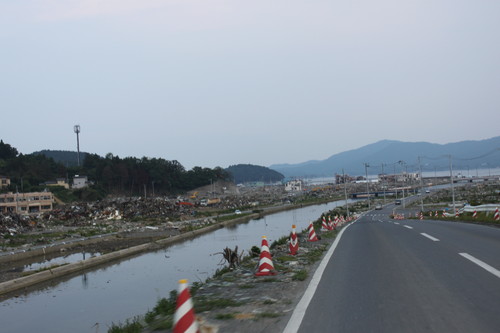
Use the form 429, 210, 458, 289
42, 178, 70, 189
1, 176, 11, 189
72, 175, 89, 189
285, 179, 303, 192
0, 191, 54, 214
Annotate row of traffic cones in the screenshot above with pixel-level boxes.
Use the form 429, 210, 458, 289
172, 215, 357, 332
396, 207, 500, 221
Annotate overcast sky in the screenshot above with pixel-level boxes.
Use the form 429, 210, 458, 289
1, 0, 499, 170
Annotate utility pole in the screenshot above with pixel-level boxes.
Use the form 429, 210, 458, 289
364, 163, 370, 209
381, 163, 386, 204
418, 156, 424, 212
448, 155, 456, 215
399, 160, 406, 208
343, 168, 350, 218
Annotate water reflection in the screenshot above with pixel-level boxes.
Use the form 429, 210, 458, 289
0, 200, 354, 333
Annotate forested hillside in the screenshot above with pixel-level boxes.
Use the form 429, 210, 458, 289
226, 164, 284, 184
0, 140, 230, 199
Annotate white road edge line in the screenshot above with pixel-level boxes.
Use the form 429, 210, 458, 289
282, 220, 353, 333
394, 222, 400, 225
421, 233, 439, 242
404, 225, 413, 229
459, 253, 500, 279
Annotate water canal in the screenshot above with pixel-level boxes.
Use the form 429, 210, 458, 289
0, 200, 353, 333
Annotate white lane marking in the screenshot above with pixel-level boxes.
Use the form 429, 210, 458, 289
421, 233, 439, 242
404, 225, 413, 229
394, 222, 400, 225
283, 220, 354, 333
459, 253, 500, 279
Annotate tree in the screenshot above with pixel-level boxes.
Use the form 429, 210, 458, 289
0, 140, 19, 160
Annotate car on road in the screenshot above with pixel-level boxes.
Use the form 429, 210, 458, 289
375, 205, 383, 210
395, 199, 402, 205
234, 210, 242, 215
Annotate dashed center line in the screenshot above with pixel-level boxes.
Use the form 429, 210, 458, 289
459, 253, 500, 279
421, 233, 439, 241
404, 225, 413, 229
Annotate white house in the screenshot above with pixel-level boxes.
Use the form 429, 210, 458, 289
72, 175, 89, 189
285, 179, 303, 192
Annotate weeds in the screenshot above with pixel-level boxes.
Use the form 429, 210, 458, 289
292, 269, 308, 281
107, 317, 143, 333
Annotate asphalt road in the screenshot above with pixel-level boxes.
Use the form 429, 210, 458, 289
295, 205, 500, 333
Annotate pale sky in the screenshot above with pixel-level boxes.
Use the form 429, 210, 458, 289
1, 0, 499, 169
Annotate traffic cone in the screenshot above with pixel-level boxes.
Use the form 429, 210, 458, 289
289, 225, 299, 255
455, 210, 460, 218
472, 210, 477, 218
435, 211, 438, 217
255, 236, 276, 276
429, 211, 432, 217
308, 222, 318, 242
321, 216, 330, 231
494, 207, 500, 221
420, 212, 424, 220
441, 211, 446, 218
328, 215, 334, 230
173, 279, 199, 333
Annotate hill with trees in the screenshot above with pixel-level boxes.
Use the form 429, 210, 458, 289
32, 150, 89, 167
226, 164, 284, 184
0, 140, 230, 200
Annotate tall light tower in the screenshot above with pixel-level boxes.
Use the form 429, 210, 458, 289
74, 125, 81, 167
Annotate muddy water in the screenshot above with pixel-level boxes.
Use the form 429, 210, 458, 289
0, 200, 353, 333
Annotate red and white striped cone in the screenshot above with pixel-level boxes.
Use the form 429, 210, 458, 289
173, 279, 199, 333
328, 215, 334, 230
255, 236, 276, 276
494, 207, 500, 221
308, 222, 318, 242
321, 216, 330, 231
289, 225, 299, 255
420, 212, 424, 220
429, 211, 432, 217
435, 211, 438, 217
472, 210, 477, 218
455, 210, 460, 218
441, 211, 446, 218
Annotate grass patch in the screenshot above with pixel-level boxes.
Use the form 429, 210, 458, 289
275, 255, 297, 262
270, 235, 289, 249
194, 297, 244, 312
263, 299, 275, 305
292, 269, 308, 281
257, 312, 281, 318
215, 313, 237, 320
305, 246, 327, 264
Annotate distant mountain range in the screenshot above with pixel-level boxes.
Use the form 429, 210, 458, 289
270, 137, 500, 178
